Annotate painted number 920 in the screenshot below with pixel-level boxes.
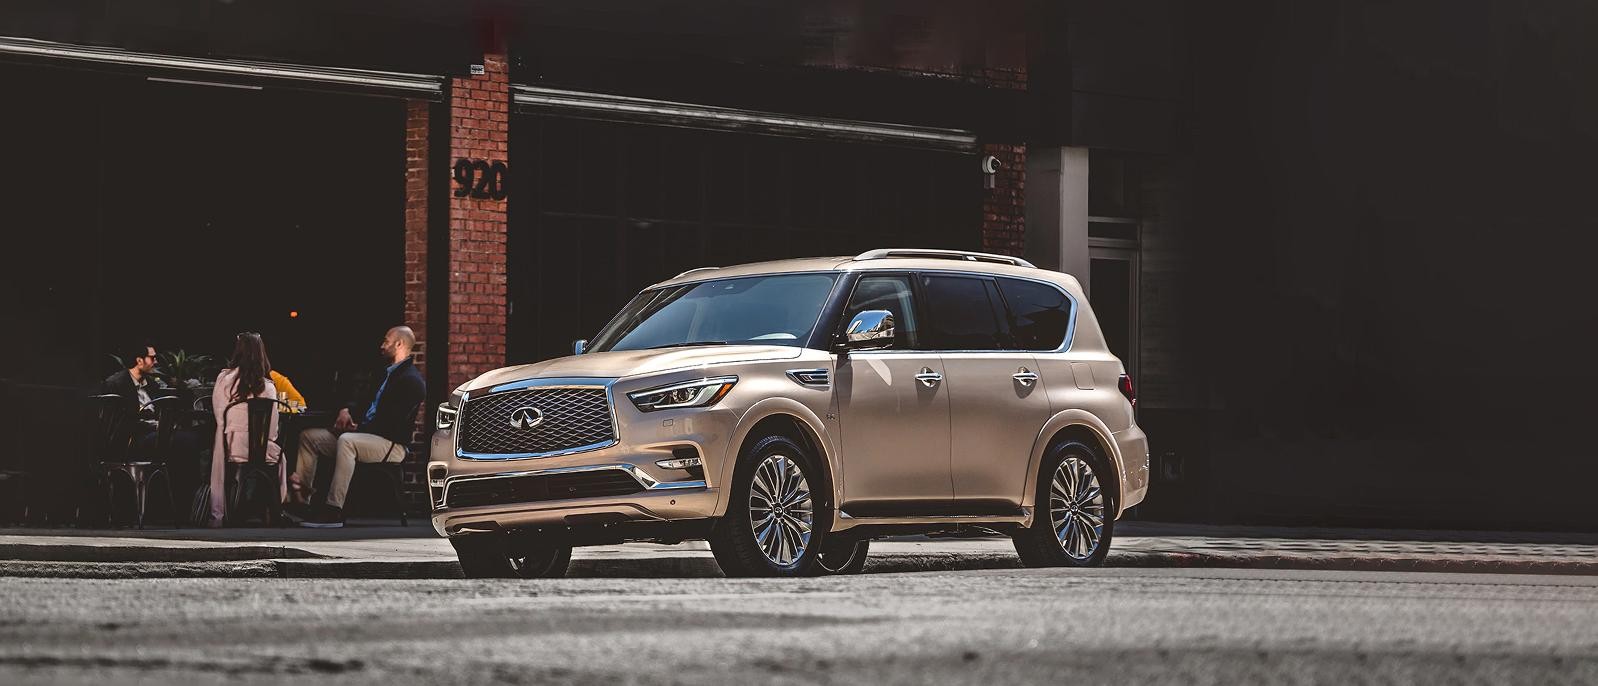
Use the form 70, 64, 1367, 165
454, 158, 508, 200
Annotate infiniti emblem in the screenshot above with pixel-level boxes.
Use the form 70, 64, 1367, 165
508, 406, 544, 430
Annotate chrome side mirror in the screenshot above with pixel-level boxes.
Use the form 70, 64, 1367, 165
572, 339, 588, 356
843, 310, 895, 350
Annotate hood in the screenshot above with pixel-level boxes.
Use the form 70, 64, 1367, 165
462, 345, 805, 392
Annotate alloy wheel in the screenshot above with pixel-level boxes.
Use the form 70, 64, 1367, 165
748, 452, 813, 566
1048, 455, 1107, 560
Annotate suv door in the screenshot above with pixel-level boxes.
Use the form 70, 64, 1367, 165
918, 273, 1053, 513
833, 273, 953, 514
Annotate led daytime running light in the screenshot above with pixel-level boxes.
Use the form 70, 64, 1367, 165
628, 376, 738, 412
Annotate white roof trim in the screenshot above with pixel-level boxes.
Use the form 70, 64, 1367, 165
0, 36, 443, 97
513, 85, 978, 151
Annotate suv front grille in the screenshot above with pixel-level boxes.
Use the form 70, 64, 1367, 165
446, 470, 645, 509
458, 386, 615, 456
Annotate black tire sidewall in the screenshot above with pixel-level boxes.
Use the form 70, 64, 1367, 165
812, 538, 870, 575
710, 434, 827, 577
452, 532, 572, 578
505, 531, 572, 578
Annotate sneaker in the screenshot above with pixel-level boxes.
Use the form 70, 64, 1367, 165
298, 504, 345, 529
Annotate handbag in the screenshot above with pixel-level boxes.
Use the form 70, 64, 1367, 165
188, 483, 212, 526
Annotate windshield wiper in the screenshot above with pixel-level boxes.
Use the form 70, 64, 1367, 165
647, 340, 731, 350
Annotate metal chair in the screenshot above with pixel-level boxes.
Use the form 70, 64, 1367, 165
351, 401, 421, 526
223, 397, 290, 527
81, 394, 135, 525
84, 394, 179, 528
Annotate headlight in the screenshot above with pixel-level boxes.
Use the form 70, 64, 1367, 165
436, 402, 458, 430
627, 376, 738, 412
436, 390, 465, 430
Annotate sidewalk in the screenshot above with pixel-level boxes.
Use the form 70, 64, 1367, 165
0, 520, 1594, 579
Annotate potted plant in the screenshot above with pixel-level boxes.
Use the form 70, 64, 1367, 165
157, 349, 221, 392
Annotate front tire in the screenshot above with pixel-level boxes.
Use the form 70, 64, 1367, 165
812, 539, 870, 575
1013, 440, 1115, 567
452, 531, 572, 578
709, 435, 827, 577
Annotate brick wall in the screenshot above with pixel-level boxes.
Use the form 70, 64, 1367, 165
975, 67, 1027, 258
399, 99, 431, 514
403, 99, 429, 373
981, 143, 1027, 257
446, 54, 510, 392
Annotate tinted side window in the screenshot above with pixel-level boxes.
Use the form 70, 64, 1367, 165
842, 275, 920, 349
919, 275, 1005, 350
996, 277, 1072, 350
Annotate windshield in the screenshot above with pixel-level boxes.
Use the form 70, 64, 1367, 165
588, 273, 840, 353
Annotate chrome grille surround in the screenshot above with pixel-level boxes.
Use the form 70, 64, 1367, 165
456, 378, 617, 460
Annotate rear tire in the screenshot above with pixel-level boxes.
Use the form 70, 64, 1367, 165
452, 532, 572, 578
708, 434, 827, 577
1013, 440, 1115, 568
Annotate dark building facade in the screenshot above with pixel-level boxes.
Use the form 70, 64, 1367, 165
0, 0, 1030, 515
2, 1, 1595, 529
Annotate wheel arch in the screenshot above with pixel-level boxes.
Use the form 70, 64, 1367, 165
1024, 411, 1126, 518
714, 399, 836, 519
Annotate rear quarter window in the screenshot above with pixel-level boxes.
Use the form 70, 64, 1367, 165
996, 277, 1073, 350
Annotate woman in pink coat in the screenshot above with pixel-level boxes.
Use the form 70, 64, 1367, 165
207, 332, 286, 526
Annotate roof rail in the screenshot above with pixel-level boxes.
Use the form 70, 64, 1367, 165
672, 266, 721, 279
852, 248, 1036, 269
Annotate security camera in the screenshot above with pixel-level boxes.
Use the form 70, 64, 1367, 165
981, 155, 1002, 174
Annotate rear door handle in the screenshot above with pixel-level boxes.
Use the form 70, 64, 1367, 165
914, 368, 943, 388
1012, 370, 1039, 386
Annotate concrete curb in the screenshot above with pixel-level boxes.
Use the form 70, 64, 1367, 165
0, 560, 282, 578
1110, 550, 1598, 576
4, 549, 1594, 579
0, 543, 324, 563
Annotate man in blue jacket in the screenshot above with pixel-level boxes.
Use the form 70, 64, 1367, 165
289, 326, 426, 528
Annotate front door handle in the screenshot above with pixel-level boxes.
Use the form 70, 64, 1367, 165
1013, 369, 1040, 387
914, 368, 943, 388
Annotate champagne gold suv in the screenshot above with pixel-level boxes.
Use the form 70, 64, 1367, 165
430, 249, 1149, 577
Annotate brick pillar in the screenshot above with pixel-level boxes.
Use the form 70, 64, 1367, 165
403, 99, 429, 375
981, 143, 1027, 257
446, 54, 511, 391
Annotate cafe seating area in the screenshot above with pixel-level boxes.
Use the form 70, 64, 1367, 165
0, 377, 417, 530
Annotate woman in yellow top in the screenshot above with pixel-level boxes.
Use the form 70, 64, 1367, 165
269, 369, 307, 410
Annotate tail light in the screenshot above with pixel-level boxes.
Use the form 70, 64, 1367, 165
1118, 373, 1137, 408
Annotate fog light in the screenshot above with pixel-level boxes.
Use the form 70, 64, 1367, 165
656, 456, 703, 470
428, 464, 448, 509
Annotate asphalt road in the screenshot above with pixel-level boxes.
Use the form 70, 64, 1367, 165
1, 567, 1596, 685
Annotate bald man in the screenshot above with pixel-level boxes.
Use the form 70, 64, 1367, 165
289, 326, 426, 528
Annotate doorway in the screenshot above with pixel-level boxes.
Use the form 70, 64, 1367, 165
1088, 219, 1139, 382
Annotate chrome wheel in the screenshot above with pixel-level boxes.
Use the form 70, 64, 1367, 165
1049, 455, 1107, 561
748, 452, 813, 566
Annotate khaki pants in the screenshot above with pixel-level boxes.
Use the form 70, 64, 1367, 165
295, 428, 401, 509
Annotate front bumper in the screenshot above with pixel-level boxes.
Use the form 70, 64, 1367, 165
428, 404, 737, 539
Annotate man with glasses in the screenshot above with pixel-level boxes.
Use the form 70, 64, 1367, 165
102, 343, 161, 409
100, 341, 202, 505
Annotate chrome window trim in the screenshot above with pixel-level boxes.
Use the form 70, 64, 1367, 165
455, 378, 619, 461
441, 463, 707, 508
836, 268, 1079, 355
